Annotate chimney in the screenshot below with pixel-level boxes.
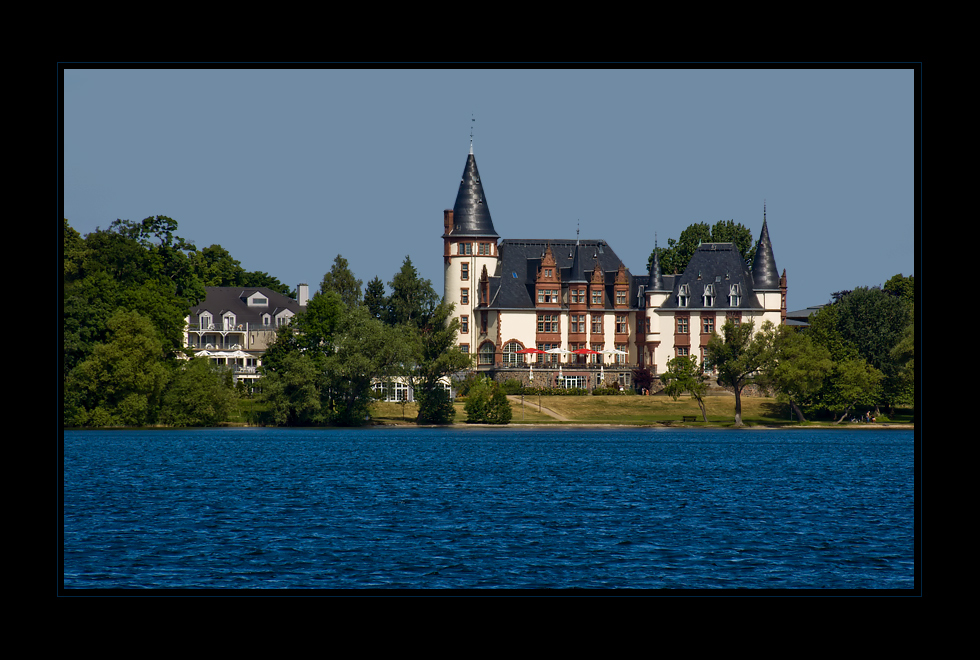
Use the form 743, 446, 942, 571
297, 283, 309, 307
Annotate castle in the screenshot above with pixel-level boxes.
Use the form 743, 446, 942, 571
442, 144, 786, 390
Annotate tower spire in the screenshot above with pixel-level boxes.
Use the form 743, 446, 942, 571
751, 202, 779, 289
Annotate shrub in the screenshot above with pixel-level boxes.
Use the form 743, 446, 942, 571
464, 378, 513, 424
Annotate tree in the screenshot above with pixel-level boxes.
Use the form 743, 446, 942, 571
321, 305, 407, 426
159, 358, 237, 427
320, 254, 363, 309
66, 309, 171, 427
705, 319, 773, 426
386, 256, 439, 328
464, 377, 513, 424
661, 355, 709, 422
647, 220, 755, 275
404, 301, 472, 424
363, 276, 387, 321
807, 286, 913, 416
760, 325, 833, 423
260, 351, 326, 426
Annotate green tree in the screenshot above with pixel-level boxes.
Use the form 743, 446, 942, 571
464, 377, 513, 424
661, 355, 709, 422
364, 276, 387, 321
825, 357, 884, 423
647, 220, 755, 275
705, 319, 773, 426
404, 301, 471, 424
260, 351, 326, 426
66, 309, 171, 427
760, 325, 833, 422
159, 358, 237, 427
321, 305, 408, 426
320, 254, 363, 309
386, 256, 439, 328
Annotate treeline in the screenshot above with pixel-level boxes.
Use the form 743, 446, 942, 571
63, 217, 468, 427
259, 255, 470, 426
660, 275, 915, 425
63, 216, 283, 427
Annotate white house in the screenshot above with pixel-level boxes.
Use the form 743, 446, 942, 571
441, 145, 786, 390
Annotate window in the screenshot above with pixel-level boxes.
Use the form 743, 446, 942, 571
591, 316, 603, 334
678, 284, 690, 307
676, 316, 689, 334
479, 242, 491, 256
676, 346, 690, 357
537, 314, 559, 333
373, 380, 410, 402
481, 312, 488, 334
703, 316, 714, 335
199, 312, 213, 329
591, 342, 604, 363
616, 290, 627, 305
503, 341, 525, 366
479, 342, 496, 365
544, 268, 553, 278
703, 283, 715, 307
570, 314, 586, 334
537, 343, 559, 365
571, 288, 585, 304
616, 315, 628, 334
615, 343, 627, 364
538, 289, 559, 304
460, 315, 469, 333
461, 263, 469, 280
461, 288, 469, 305
459, 242, 472, 255
592, 290, 603, 306
729, 284, 741, 307
460, 343, 470, 354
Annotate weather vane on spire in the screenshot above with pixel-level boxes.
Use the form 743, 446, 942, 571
469, 114, 475, 154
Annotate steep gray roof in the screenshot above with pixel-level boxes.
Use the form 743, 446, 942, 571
449, 151, 498, 238
660, 242, 761, 311
189, 287, 306, 325
489, 239, 634, 309
751, 217, 779, 289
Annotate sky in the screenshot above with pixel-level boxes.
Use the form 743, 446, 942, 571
62, 67, 917, 313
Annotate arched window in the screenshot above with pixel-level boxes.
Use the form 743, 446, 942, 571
503, 341, 525, 366
479, 341, 496, 365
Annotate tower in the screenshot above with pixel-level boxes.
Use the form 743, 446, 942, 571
443, 139, 500, 357
750, 204, 786, 324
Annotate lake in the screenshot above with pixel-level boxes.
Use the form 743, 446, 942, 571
62, 426, 916, 591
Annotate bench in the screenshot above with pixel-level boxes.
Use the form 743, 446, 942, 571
682, 416, 699, 422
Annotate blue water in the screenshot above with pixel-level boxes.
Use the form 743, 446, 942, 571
62, 427, 916, 590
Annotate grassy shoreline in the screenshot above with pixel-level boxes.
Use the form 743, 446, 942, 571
367, 396, 914, 429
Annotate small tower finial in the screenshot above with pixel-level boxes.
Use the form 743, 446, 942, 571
469, 114, 475, 155
576, 220, 580, 245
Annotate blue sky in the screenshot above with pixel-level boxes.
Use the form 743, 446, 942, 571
63, 67, 917, 313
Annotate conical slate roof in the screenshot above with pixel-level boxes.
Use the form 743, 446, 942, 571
751, 215, 779, 289
648, 242, 665, 291
451, 151, 498, 238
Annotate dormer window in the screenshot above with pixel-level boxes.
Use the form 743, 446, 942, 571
678, 284, 690, 307
262, 313, 272, 327
729, 284, 741, 307
703, 284, 715, 307
199, 312, 213, 329
223, 312, 237, 330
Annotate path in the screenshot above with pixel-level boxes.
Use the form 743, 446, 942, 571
506, 395, 569, 421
